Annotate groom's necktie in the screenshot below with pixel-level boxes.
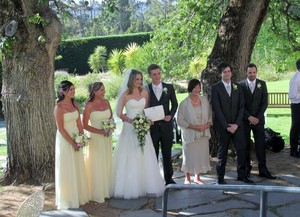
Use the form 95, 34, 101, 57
226, 84, 231, 96
154, 86, 161, 100
250, 82, 255, 93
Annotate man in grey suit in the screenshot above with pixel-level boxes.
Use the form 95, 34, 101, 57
148, 64, 178, 185
239, 63, 276, 179
211, 62, 253, 184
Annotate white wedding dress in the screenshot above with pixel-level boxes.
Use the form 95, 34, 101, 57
110, 98, 165, 199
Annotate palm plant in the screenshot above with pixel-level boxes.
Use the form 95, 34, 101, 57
123, 43, 140, 68
107, 49, 126, 75
88, 46, 107, 73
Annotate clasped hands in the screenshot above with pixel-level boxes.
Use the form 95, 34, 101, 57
248, 116, 259, 125
227, 124, 238, 134
194, 122, 210, 132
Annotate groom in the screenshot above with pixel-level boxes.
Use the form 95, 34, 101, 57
148, 64, 178, 185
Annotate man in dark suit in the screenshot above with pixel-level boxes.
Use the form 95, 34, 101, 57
211, 62, 253, 184
239, 63, 276, 179
148, 64, 178, 185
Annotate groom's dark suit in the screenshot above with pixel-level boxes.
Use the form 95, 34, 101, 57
148, 82, 178, 184
239, 78, 268, 174
211, 81, 247, 181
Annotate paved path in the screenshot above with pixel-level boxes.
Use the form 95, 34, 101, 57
1, 120, 298, 217
40, 156, 300, 217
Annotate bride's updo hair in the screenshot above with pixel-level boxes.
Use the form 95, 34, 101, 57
57, 80, 76, 107
127, 69, 143, 94
87, 82, 104, 102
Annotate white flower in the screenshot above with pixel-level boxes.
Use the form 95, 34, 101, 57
163, 87, 168, 94
73, 133, 90, 148
102, 119, 116, 136
75, 135, 82, 143
132, 114, 152, 154
257, 83, 262, 89
233, 84, 238, 90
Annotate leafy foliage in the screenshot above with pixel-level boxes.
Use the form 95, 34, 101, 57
123, 43, 140, 68
252, 0, 300, 75
0, 37, 17, 57
28, 13, 47, 26
88, 46, 107, 73
132, 0, 224, 79
188, 56, 207, 78
107, 49, 126, 75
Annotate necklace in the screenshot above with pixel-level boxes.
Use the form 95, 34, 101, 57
190, 97, 200, 105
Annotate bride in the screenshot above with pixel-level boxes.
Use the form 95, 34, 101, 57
110, 69, 165, 199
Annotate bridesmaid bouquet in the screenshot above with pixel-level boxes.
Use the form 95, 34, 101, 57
101, 119, 116, 136
73, 133, 90, 148
132, 114, 151, 154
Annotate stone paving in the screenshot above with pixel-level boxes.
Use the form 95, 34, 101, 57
40, 164, 300, 217
1, 120, 299, 217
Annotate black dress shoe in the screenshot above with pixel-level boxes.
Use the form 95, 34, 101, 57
259, 171, 277, 179
246, 165, 252, 178
165, 179, 176, 185
217, 179, 226, 185
237, 177, 254, 184
290, 151, 299, 158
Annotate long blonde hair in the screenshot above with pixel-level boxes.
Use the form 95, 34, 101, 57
127, 69, 143, 94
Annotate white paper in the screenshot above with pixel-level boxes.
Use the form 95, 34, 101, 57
144, 105, 165, 122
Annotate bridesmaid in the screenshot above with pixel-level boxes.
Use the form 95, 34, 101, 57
82, 82, 113, 203
54, 80, 88, 210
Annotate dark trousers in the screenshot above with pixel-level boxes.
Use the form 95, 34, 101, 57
215, 127, 247, 180
244, 123, 267, 173
290, 103, 300, 151
150, 123, 174, 183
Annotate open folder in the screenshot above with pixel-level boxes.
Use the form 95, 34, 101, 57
144, 105, 165, 122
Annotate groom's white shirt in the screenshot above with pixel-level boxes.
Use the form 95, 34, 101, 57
152, 82, 162, 100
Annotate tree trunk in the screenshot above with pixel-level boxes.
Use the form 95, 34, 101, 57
201, 0, 270, 156
1, 1, 62, 184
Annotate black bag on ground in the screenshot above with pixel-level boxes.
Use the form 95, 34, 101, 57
264, 127, 284, 152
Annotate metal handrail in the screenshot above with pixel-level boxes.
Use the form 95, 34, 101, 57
162, 184, 300, 217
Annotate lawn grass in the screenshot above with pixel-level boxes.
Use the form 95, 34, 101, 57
0, 129, 7, 156
267, 79, 290, 92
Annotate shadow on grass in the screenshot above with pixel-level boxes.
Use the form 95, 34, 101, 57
267, 114, 291, 117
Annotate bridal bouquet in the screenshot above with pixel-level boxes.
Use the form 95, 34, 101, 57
101, 119, 116, 136
132, 114, 151, 154
73, 133, 90, 148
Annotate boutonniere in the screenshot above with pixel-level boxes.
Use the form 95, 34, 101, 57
163, 87, 168, 94
257, 83, 261, 89
232, 84, 238, 90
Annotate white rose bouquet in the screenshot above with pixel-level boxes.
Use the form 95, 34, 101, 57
132, 114, 152, 154
101, 119, 116, 136
73, 133, 90, 148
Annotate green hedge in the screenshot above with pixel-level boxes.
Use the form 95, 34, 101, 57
55, 32, 152, 75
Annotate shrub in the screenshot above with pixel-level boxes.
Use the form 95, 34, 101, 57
54, 70, 71, 90
74, 87, 88, 105
79, 73, 102, 88
104, 75, 123, 100
124, 43, 140, 68
107, 49, 126, 75
88, 46, 107, 73
173, 83, 187, 94
56, 32, 151, 74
